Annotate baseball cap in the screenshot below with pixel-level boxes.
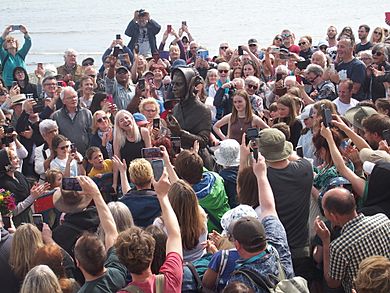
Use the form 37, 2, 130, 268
248, 38, 258, 46
133, 113, 149, 126
230, 216, 266, 251
116, 66, 129, 74
344, 106, 377, 130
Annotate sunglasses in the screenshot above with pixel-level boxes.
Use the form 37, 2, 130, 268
89, 74, 96, 78
282, 34, 291, 38
374, 31, 382, 35
83, 62, 94, 66
372, 51, 383, 56
298, 42, 307, 46
246, 84, 258, 89
97, 116, 109, 123
59, 144, 71, 150
220, 46, 228, 49
249, 44, 257, 47
274, 37, 282, 41
219, 70, 229, 74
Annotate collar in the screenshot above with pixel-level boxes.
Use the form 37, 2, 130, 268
341, 213, 365, 234
235, 244, 271, 269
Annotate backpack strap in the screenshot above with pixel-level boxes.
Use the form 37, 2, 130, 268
155, 274, 165, 293
215, 249, 229, 289
184, 261, 202, 291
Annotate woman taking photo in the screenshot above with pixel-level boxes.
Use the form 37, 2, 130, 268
49, 134, 85, 177
273, 94, 302, 148
90, 110, 113, 159
213, 90, 268, 143
153, 180, 208, 262
0, 148, 47, 226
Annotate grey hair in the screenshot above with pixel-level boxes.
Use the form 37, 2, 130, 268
20, 265, 62, 293
305, 64, 324, 76
372, 43, 389, 62
39, 119, 58, 136
64, 48, 78, 57
60, 86, 77, 101
275, 65, 289, 75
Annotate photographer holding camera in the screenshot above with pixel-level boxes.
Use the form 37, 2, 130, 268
125, 9, 161, 58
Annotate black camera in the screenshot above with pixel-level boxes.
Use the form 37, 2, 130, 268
138, 9, 146, 17
4, 125, 14, 134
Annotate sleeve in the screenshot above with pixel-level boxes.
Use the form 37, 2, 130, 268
12, 195, 35, 216
177, 40, 186, 60
290, 120, 303, 149
148, 19, 161, 35
122, 46, 134, 64
0, 37, 8, 60
34, 146, 45, 176
160, 252, 183, 293
104, 76, 116, 95
15, 143, 28, 159
181, 128, 210, 149
18, 36, 32, 59
208, 250, 222, 271
102, 48, 112, 62
213, 87, 226, 108
104, 247, 128, 279
15, 111, 30, 133
328, 243, 347, 280
124, 20, 137, 37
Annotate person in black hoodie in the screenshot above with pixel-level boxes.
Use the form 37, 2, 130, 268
12, 66, 38, 99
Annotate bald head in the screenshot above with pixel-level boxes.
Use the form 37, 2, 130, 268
323, 187, 356, 215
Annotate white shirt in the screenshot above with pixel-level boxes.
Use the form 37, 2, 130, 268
332, 97, 359, 116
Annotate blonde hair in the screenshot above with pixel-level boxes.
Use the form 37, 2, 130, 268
113, 110, 141, 151
370, 27, 385, 44
139, 98, 160, 115
20, 265, 62, 293
3, 35, 19, 50
10, 224, 44, 279
129, 158, 153, 187
354, 256, 390, 293
91, 110, 112, 134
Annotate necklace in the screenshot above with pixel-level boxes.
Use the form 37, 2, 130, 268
237, 116, 245, 132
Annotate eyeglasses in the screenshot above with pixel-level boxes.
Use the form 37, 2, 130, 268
298, 42, 307, 46
319, 46, 328, 50
374, 31, 382, 35
246, 84, 258, 89
97, 116, 109, 123
249, 44, 257, 47
89, 74, 96, 78
44, 83, 57, 86
372, 51, 383, 56
220, 46, 228, 50
116, 71, 128, 75
218, 70, 229, 74
83, 62, 94, 66
59, 144, 71, 150
144, 109, 157, 113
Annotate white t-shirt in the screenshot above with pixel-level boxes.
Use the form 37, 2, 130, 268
332, 97, 359, 116
50, 156, 80, 177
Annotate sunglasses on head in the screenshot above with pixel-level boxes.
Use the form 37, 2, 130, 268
372, 51, 383, 56
274, 37, 282, 41
219, 69, 229, 74
249, 44, 257, 47
282, 34, 291, 38
97, 116, 108, 123
83, 62, 94, 66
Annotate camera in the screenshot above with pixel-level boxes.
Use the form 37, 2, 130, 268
138, 9, 146, 17
4, 125, 14, 134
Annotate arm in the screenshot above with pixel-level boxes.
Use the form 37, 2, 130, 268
12, 183, 49, 217
331, 115, 370, 150
253, 116, 270, 129
140, 127, 152, 148
112, 155, 131, 194
320, 124, 365, 197
153, 171, 182, 257
212, 114, 230, 140
242, 45, 261, 69
239, 133, 250, 172
78, 176, 117, 250
160, 146, 179, 183
17, 25, 31, 58
252, 154, 277, 219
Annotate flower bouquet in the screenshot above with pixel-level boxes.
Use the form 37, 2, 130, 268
0, 189, 16, 216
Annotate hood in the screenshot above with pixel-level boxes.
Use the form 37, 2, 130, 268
192, 171, 216, 199
0, 149, 11, 174
64, 206, 100, 230
0, 227, 11, 243
171, 67, 196, 103
13, 66, 29, 84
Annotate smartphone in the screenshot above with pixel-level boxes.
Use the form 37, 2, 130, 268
246, 127, 259, 140
12, 81, 18, 87
113, 46, 120, 57
70, 143, 77, 153
296, 59, 311, 70
106, 94, 114, 104
238, 46, 243, 56
134, 44, 139, 54
4, 125, 14, 134
321, 105, 333, 128
153, 118, 160, 129
296, 146, 303, 158
116, 34, 121, 40
62, 177, 82, 191
2, 216, 11, 230
151, 159, 164, 181
197, 50, 209, 60
167, 25, 172, 33
171, 137, 181, 154
182, 21, 187, 26
11, 25, 20, 31
33, 104, 44, 114
138, 78, 146, 91
276, 73, 283, 81
32, 214, 44, 231
382, 129, 390, 144
141, 147, 162, 159
57, 81, 63, 87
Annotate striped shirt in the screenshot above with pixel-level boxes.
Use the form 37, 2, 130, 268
329, 213, 390, 293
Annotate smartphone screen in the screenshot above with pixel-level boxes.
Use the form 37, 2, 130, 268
12, 81, 18, 87
296, 146, 303, 158
182, 21, 187, 26
322, 107, 332, 128
33, 104, 44, 113
171, 137, 181, 154
153, 118, 160, 129
32, 214, 44, 231
151, 159, 164, 181
113, 46, 120, 57
11, 25, 20, 31
62, 177, 82, 191
70, 143, 77, 153
238, 46, 243, 56
382, 129, 390, 144
141, 147, 162, 159
138, 78, 146, 91
116, 34, 121, 40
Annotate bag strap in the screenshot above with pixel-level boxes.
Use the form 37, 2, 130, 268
289, 277, 308, 292
155, 274, 165, 293
215, 249, 229, 289
185, 261, 202, 291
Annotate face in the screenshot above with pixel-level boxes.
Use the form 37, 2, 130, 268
43, 127, 59, 144
245, 82, 258, 95
152, 68, 163, 80
359, 53, 373, 66
169, 46, 180, 60
172, 72, 186, 99
249, 43, 258, 54
53, 173, 63, 188
372, 47, 385, 64
116, 70, 129, 84
218, 68, 229, 79
14, 69, 25, 81
142, 103, 158, 121
43, 79, 57, 95
277, 103, 290, 118
273, 35, 283, 46
82, 79, 94, 95
208, 72, 218, 84
8, 150, 20, 169
232, 57, 241, 68
190, 43, 198, 55
65, 53, 77, 66
363, 130, 379, 149
118, 113, 134, 131
89, 151, 104, 168
233, 95, 246, 112
281, 30, 293, 46
336, 39, 353, 60
243, 64, 255, 77
233, 68, 242, 79
84, 67, 97, 82
95, 113, 110, 131
338, 83, 352, 101
219, 44, 228, 55
327, 26, 337, 39
373, 29, 383, 42
303, 117, 313, 128
311, 52, 326, 68
63, 89, 78, 109
5, 38, 17, 50
0, 91, 8, 104
298, 38, 310, 51
358, 27, 368, 40
57, 140, 71, 157
138, 15, 148, 27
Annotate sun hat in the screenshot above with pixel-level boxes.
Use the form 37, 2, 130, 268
53, 187, 92, 214
344, 106, 377, 130
214, 139, 240, 167
10, 94, 26, 106
258, 128, 293, 162
221, 204, 258, 236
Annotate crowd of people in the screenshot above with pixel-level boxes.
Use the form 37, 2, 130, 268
0, 10, 390, 293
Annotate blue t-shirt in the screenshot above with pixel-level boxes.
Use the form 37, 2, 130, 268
336, 58, 366, 101
209, 249, 240, 291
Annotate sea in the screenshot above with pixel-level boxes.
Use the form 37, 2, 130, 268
1, 0, 389, 71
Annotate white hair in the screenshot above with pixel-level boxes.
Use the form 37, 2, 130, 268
39, 119, 58, 136
64, 48, 78, 57
20, 265, 62, 293
113, 110, 141, 152
60, 86, 77, 101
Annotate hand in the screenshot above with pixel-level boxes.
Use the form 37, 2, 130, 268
133, 10, 139, 21
30, 182, 50, 200
23, 99, 36, 113
19, 25, 28, 34
240, 133, 251, 160
208, 230, 222, 248
310, 90, 319, 98
320, 123, 333, 140
3, 25, 12, 36
378, 140, 390, 154
41, 223, 54, 244
107, 55, 117, 68
330, 114, 348, 131
112, 155, 127, 173
63, 73, 73, 82
190, 140, 199, 154
116, 38, 124, 47
20, 127, 33, 139
166, 114, 182, 135
160, 145, 170, 164
252, 152, 267, 177
35, 65, 45, 79
9, 84, 20, 96
314, 216, 330, 243
77, 176, 101, 199
110, 40, 117, 49
152, 170, 171, 199
241, 45, 249, 52
201, 240, 218, 254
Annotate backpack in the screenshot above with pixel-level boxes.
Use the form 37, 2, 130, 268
232, 258, 309, 293
121, 274, 165, 293
183, 261, 214, 293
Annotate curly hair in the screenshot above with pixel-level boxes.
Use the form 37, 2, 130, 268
129, 158, 153, 187
354, 256, 390, 293
115, 226, 156, 274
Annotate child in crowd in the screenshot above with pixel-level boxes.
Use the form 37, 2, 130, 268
86, 146, 113, 178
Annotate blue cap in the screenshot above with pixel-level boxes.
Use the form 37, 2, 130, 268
133, 113, 148, 126
171, 59, 187, 69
